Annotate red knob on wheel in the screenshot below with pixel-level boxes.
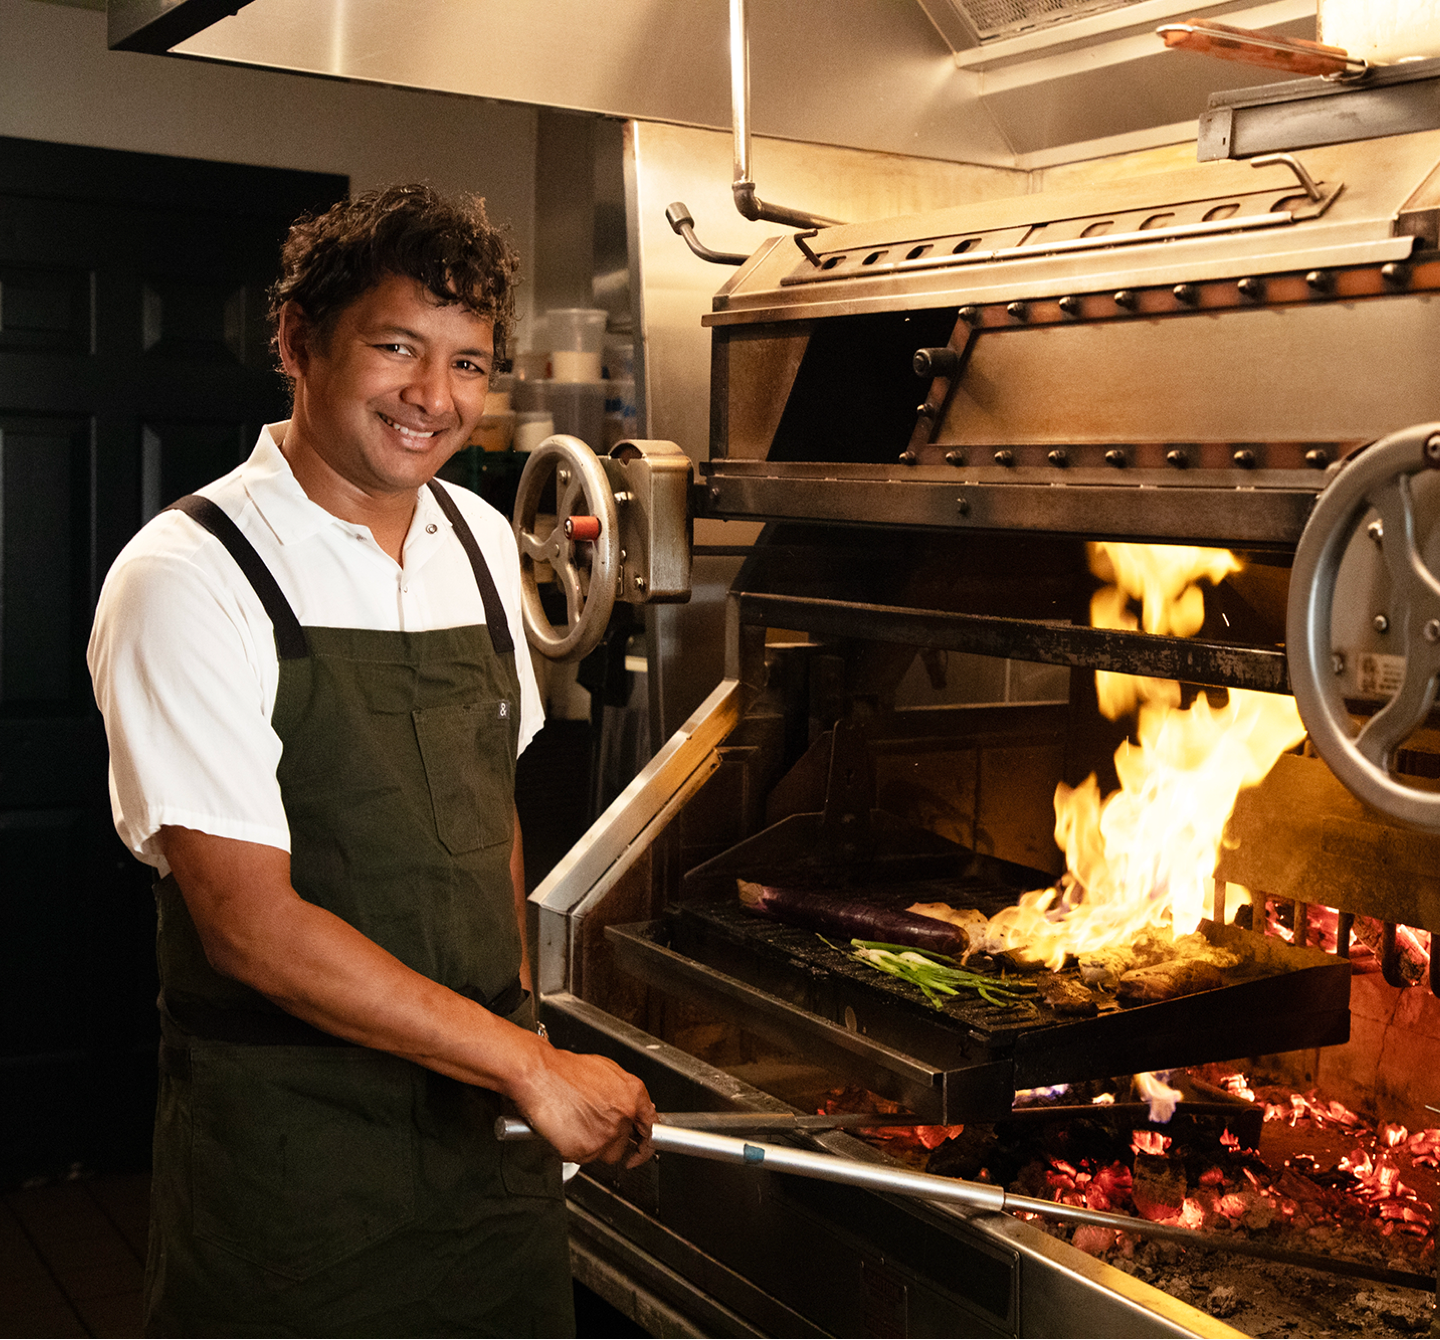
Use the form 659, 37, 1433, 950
565, 515, 602, 542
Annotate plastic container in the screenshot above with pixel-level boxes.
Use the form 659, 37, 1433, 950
514, 411, 555, 453
1319, 0, 1440, 61
469, 412, 516, 453
546, 307, 607, 382
538, 381, 606, 447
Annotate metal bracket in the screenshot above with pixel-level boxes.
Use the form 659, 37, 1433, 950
1250, 154, 1343, 219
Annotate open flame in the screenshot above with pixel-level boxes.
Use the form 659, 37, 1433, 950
987, 543, 1306, 969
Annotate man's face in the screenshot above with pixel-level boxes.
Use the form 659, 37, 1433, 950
282, 274, 493, 497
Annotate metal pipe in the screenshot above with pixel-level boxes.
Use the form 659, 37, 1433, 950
728, 0, 842, 230
497, 1118, 1434, 1291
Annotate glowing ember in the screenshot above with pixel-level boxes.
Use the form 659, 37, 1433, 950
1132, 1130, 1171, 1156
1217, 1072, 1255, 1103
1408, 1128, 1440, 1168
1380, 1122, 1410, 1149
986, 543, 1306, 969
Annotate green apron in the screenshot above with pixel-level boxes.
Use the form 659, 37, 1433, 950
144, 487, 570, 1338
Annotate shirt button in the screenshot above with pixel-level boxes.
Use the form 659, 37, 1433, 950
425, 522, 438, 534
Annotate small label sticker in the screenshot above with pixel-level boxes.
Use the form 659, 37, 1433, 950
1357, 652, 1406, 697
498, 700, 510, 719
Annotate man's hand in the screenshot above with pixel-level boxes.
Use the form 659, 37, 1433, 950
513, 1045, 656, 1169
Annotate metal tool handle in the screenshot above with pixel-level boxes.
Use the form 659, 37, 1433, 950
494, 1116, 1435, 1291
1158, 20, 1367, 78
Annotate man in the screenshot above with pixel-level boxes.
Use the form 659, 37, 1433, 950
88, 185, 655, 1336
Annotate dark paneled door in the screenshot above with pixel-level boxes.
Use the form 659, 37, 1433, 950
0, 137, 346, 1183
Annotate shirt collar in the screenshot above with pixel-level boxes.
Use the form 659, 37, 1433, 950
241, 422, 456, 562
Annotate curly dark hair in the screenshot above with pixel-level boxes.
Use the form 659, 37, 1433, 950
267, 184, 519, 376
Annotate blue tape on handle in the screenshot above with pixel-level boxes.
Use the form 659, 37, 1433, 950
743, 1143, 765, 1164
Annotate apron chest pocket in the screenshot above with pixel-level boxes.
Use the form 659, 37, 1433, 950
413, 700, 515, 854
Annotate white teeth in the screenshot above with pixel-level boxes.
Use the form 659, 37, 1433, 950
381, 414, 438, 439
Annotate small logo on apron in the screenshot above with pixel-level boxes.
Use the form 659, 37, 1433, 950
498, 700, 510, 719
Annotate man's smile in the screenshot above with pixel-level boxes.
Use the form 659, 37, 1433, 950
378, 411, 443, 440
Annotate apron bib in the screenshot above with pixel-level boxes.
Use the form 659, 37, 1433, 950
144, 487, 570, 1338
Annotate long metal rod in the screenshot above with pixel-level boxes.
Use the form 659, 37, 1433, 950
499, 1120, 1434, 1292
728, 0, 841, 229
735, 592, 1293, 694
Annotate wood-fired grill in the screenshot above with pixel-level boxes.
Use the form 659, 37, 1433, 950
535, 68, 1440, 1338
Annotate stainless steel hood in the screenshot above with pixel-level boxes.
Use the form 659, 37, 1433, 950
111, 0, 1324, 168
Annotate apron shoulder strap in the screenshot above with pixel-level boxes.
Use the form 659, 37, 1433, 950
425, 480, 515, 655
166, 495, 310, 660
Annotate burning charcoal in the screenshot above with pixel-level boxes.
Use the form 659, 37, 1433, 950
1205, 1285, 1241, 1319
1116, 959, 1223, 1003
925, 1126, 996, 1181
1036, 973, 1100, 1016
1071, 1224, 1120, 1256
1132, 1152, 1188, 1221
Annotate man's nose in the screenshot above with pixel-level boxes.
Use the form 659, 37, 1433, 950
400, 358, 454, 418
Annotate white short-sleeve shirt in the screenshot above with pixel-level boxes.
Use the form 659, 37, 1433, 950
88, 423, 544, 875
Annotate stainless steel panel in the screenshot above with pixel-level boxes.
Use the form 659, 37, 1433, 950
703, 467, 1320, 546
936, 298, 1440, 447
165, 0, 1019, 165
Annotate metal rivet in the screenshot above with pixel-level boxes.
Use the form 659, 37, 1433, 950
915, 403, 935, 419
708, 486, 722, 504
956, 495, 970, 515
1114, 289, 1137, 309
425, 522, 438, 534
1006, 301, 1029, 321
1166, 449, 1188, 468
1425, 434, 1440, 467
634, 575, 647, 593
994, 449, 1014, 466
1105, 448, 1126, 468
1173, 283, 1199, 306
1369, 519, 1384, 543
1047, 448, 1068, 466
1306, 269, 1334, 293
898, 450, 918, 465
1382, 262, 1411, 288
959, 305, 982, 325
1426, 620, 1440, 644
1233, 449, 1256, 468
1238, 276, 1263, 300
1374, 614, 1390, 634
945, 450, 967, 466
1333, 651, 1346, 675
1305, 448, 1329, 468
1058, 295, 1081, 316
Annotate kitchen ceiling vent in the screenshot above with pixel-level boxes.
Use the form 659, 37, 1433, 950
940, 0, 1146, 42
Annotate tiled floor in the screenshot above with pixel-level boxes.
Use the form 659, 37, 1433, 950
1, 1175, 147, 1338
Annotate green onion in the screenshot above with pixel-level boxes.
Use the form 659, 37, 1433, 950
828, 937, 1035, 1012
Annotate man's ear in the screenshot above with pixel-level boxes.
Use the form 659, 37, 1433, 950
276, 302, 314, 378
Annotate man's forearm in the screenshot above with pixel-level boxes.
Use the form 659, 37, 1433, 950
157, 824, 656, 1165
160, 824, 545, 1092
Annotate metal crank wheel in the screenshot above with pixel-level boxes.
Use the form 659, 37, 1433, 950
513, 434, 619, 661
1288, 422, 1440, 830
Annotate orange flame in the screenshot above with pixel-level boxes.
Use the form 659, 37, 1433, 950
987, 544, 1305, 969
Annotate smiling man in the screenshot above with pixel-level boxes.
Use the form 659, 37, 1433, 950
88, 186, 654, 1337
